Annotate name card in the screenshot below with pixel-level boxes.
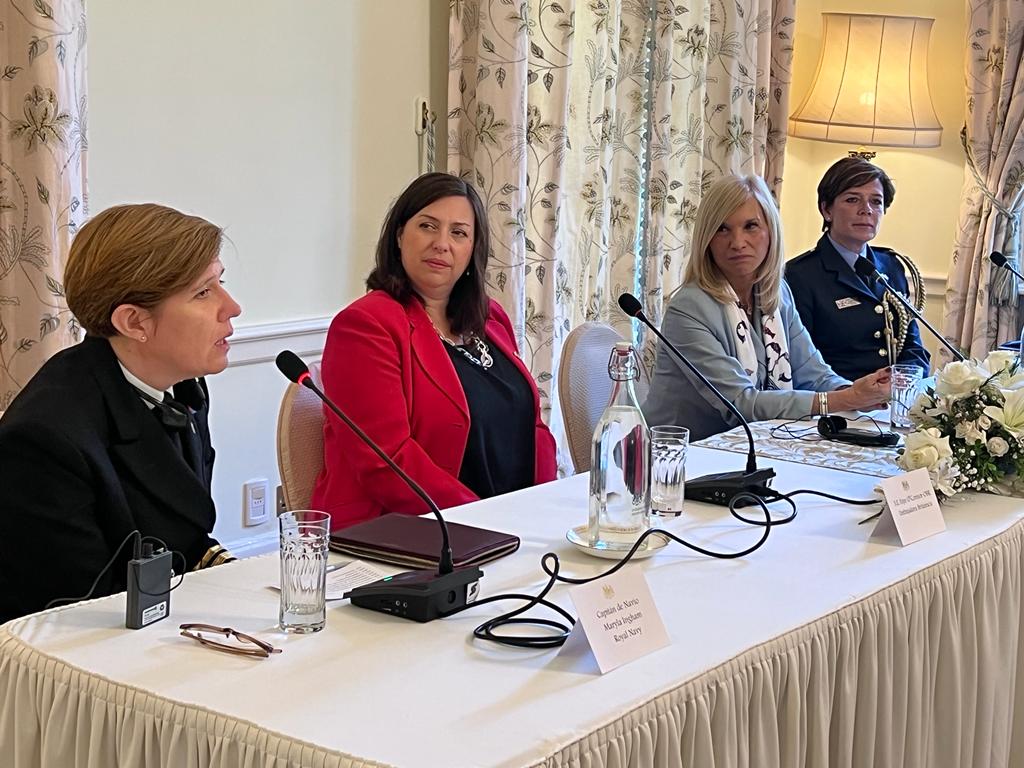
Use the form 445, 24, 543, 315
561, 567, 669, 674
874, 467, 945, 546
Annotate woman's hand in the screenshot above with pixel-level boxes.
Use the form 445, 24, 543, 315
829, 367, 892, 412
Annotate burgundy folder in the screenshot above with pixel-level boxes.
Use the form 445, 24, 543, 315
329, 514, 521, 569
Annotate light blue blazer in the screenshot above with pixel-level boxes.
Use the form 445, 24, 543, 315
642, 280, 850, 441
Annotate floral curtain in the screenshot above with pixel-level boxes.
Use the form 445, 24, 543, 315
942, 0, 1024, 360
448, 0, 794, 465
0, 0, 87, 410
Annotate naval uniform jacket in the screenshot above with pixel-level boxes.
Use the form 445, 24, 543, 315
785, 235, 930, 381
0, 336, 221, 622
310, 291, 557, 530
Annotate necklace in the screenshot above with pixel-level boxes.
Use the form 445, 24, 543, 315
432, 324, 493, 370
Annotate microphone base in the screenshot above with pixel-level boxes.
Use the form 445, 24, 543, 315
685, 468, 777, 506
344, 566, 483, 623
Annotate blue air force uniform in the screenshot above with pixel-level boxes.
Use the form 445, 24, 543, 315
785, 235, 930, 381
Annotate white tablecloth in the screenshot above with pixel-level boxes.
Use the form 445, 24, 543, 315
2, 447, 1024, 767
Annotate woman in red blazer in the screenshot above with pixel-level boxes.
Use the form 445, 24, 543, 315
311, 173, 557, 529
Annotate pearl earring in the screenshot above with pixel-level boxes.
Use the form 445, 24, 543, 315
140, 335, 148, 342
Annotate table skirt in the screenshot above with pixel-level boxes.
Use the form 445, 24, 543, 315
3, 523, 1023, 768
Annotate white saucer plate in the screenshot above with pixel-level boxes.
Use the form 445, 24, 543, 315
565, 525, 670, 560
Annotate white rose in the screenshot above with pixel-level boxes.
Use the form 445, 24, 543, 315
984, 350, 1017, 376
898, 428, 953, 472
901, 444, 940, 470
955, 420, 986, 444
934, 360, 990, 400
987, 436, 1010, 457
977, 413, 992, 430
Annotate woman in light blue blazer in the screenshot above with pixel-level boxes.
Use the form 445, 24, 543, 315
643, 174, 891, 441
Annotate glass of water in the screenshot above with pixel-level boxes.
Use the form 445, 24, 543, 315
890, 364, 924, 431
650, 425, 689, 517
278, 510, 331, 633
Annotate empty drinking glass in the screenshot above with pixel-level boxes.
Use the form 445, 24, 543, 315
278, 510, 331, 633
651, 425, 689, 517
890, 364, 924, 431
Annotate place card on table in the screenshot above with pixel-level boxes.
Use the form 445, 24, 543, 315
874, 467, 945, 546
560, 566, 669, 674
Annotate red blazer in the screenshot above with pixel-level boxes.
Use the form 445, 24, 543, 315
311, 291, 557, 529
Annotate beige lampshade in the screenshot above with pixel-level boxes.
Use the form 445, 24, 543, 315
788, 13, 942, 148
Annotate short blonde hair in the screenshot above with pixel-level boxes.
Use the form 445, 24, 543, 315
684, 174, 784, 315
65, 204, 223, 337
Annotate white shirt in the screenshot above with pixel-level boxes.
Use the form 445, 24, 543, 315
117, 362, 168, 409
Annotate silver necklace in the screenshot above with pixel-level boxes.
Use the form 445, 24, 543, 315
434, 328, 493, 370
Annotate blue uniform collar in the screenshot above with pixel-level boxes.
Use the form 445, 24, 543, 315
826, 234, 867, 270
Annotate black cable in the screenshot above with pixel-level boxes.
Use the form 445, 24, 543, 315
770, 414, 890, 442
43, 532, 188, 610
454, 483, 884, 648
454, 490, 786, 648
773, 488, 881, 506
44, 530, 140, 610
132, 535, 187, 596
769, 417, 819, 441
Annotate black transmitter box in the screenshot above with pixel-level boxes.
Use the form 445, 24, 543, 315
126, 549, 172, 629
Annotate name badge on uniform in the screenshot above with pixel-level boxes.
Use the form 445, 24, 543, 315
835, 297, 861, 309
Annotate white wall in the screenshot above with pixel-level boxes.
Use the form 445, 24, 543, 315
87, 1, 450, 551
780, 0, 966, 365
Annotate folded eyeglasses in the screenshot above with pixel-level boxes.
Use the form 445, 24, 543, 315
179, 623, 282, 658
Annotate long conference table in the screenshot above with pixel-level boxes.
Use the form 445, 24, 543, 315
3, 440, 1024, 767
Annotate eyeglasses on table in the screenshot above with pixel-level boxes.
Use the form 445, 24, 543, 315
179, 623, 282, 658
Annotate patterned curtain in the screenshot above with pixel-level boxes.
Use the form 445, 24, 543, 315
942, 0, 1024, 360
448, 0, 793, 467
0, 0, 88, 410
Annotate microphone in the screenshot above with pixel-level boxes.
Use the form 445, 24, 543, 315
990, 251, 1024, 280
275, 350, 481, 622
617, 293, 776, 506
853, 257, 965, 362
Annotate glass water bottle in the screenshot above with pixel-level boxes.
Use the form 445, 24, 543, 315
588, 342, 651, 549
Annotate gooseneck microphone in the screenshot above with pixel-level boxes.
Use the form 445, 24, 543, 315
853, 257, 965, 362
990, 251, 1024, 280
617, 293, 776, 506
275, 350, 481, 622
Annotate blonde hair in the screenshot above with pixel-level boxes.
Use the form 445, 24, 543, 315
65, 204, 223, 337
684, 174, 784, 315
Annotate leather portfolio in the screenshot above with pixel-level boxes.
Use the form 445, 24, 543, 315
329, 514, 521, 569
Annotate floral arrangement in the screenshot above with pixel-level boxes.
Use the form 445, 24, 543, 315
897, 350, 1024, 498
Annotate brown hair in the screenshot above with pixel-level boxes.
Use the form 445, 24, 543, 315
65, 203, 223, 337
684, 174, 785, 315
366, 172, 490, 337
817, 157, 896, 232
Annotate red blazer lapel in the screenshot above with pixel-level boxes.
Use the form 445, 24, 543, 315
405, 300, 470, 421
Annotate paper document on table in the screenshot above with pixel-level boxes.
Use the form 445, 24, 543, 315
325, 560, 390, 600
269, 560, 390, 601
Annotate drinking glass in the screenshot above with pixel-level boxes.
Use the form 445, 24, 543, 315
278, 510, 330, 633
890, 364, 924, 431
650, 425, 689, 517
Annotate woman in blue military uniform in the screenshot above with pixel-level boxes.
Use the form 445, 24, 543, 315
785, 157, 930, 381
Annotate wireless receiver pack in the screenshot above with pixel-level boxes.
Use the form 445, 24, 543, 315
126, 545, 172, 629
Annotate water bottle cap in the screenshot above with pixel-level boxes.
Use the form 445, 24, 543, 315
608, 342, 639, 381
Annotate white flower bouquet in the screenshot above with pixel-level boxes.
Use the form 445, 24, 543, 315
897, 351, 1024, 498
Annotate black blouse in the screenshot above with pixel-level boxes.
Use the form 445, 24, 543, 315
443, 338, 535, 499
